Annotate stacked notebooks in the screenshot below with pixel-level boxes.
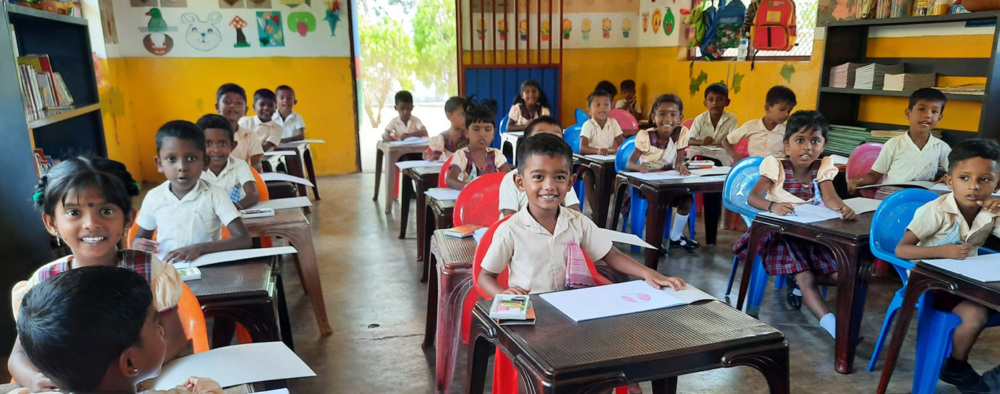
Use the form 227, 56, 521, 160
853, 63, 903, 89
826, 124, 870, 156
829, 63, 865, 88
884, 73, 936, 91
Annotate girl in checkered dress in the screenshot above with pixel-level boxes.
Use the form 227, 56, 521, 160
733, 111, 858, 338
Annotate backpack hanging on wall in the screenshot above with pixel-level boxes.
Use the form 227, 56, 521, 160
750, 0, 797, 51
711, 0, 746, 50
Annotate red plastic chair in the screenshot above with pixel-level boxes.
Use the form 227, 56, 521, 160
734, 138, 750, 159
846, 142, 885, 199
438, 156, 455, 188
610, 108, 639, 134
469, 217, 623, 394
452, 172, 505, 227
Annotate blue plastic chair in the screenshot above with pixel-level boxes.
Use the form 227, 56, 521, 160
564, 126, 586, 209
721, 157, 768, 308
867, 189, 1000, 393
490, 118, 503, 150
575, 108, 590, 126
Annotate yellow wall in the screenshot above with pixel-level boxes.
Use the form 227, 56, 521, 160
559, 48, 639, 125
99, 57, 357, 183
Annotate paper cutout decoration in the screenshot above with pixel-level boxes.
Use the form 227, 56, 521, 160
601, 18, 611, 38
664, 7, 675, 36
230, 16, 250, 48
159, 0, 186, 7
622, 293, 652, 303
581, 18, 591, 40
324, 1, 341, 36
498, 19, 508, 41
780, 64, 795, 83
257, 11, 284, 47
219, 0, 245, 8
146, 8, 168, 32
541, 20, 550, 41
622, 17, 631, 37
181, 12, 223, 52
246, 0, 272, 8
281, 0, 311, 6
475, 18, 485, 40
132, 0, 158, 7
732, 72, 744, 94
562, 18, 572, 39
518, 19, 528, 41
641, 12, 649, 32
690, 70, 708, 96
652, 8, 661, 34
287, 12, 316, 37
143, 33, 174, 56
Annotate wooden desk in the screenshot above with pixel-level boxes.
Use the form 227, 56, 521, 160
467, 299, 789, 394
574, 154, 618, 228
374, 141, 429, 213
877, 263, 1000, 393
399, 166, 442, 260
276, 142, 320, 200
737, 213, 874, 374
420, 195, 454, 282
610, 173, 725, 269
423, 230, 477, 393
243, 208, 332, 335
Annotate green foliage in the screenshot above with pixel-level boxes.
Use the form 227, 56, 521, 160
413, 0, 457, 96
360, 17, 415, 127
732, 72, 745, 94
780, 64, 795, 83
690, 70, 709, 97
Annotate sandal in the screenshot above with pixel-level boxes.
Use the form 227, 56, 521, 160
786, 276, 802, 310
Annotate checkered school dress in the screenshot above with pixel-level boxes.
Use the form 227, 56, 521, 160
733, 159, 838, 276
464, 150, 502, 180
38, 249, 154, 282
621, 128, 680, 217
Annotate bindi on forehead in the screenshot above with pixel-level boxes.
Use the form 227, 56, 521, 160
88, 202, 94, 208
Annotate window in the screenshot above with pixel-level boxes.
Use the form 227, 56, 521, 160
694, 0, 816, 59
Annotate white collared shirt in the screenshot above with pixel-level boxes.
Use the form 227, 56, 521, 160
230, 125, 265, 163
580, 117, 624, 150
726, 118, 785, 158
136, 179, 241, 259
239, 115, 284, 147
908, 192, 1000, 256
871, 133, 951, 184
689, 110, 738, 143
202, 156, 256, 200
272, 110, 306, 139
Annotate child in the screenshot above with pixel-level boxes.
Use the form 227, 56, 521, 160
272, 85, 306, 144
896, 138, 1000, 393
479, 132, 686, 296
424, 96, 469, 161
506, 80, 551, 132
383, 90, 428, 141
445, 100, 511, 189
215, 83, 263, 173
579, 89, 624, 213
848, 88, 951, 199
7, 157, 187, 392
16, 266, 221, 393
687, 83, 738, 154
499, 116, 580, 217
722, 85, 796, 164
132, 121, 251, 264
197, 114, 260, 209
238, 88, 284, 152
615, 79, 644, 121
627, 94, 698, 252
733, 110, 857, 338
595, 80, 618, 99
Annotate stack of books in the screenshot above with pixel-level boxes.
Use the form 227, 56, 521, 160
825, 124, 870, 156
853, 63, 904, 90
829, 63, 864, 88
883, 73, 937, 91
16, 54, 75, 115
935, 84, 986, 96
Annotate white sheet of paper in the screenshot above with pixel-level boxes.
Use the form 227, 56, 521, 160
252, 390, 290, 394
540, 280, 689, 321
699, 146, 726, 152
598, 228, 656, 249
923, 254, 1000, 282
829, 154, 849, 166
151, 342, 315, 390
283, 139, 326, 147
253, 197, 313, 210
387, 137, 430, 146
760, 204, 842, 223
258, 172, 314, 187
263, 150, 296, 156
186, 246, 297, 268
689, 166, 732, 176
472, 227, 488, 243
661, 285, 718, 304
623, 170, 693, 181
584, 154, 617, 161
843, 197, 882, 214
425, 188, 461, 201
396, 159, 443, 170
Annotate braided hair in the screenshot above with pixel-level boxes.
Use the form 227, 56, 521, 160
34, 157, 140, 216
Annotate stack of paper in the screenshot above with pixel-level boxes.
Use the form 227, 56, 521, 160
539, 280, 718, 321
923, 254, 1000, 282
883, 73, 936, 92
935, 84, 986, 96
152, 342, 315, 390
853, 63, 903, 90
825, 124, 870, 156
829, 63, 864, 88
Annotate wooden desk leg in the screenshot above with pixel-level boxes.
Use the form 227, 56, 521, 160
385, 152, 399, 214
282, 225, 333, 335
833, 243, 870, 374
723, 342, 790, 394
400, 174, 414, 239
373, 148, 384, 201
642, 187, 669, 270
286, 150, 308, 199
415, 178, 428, 262
465, 313, 495, 394
421, 201, 436, 283
736, 225, 770, 315
609, 178, 628, 231
878, 272, 935, 393
651, 377, 678, 394
302, 147, 321, 200
423, 251, 438, 349
702, 192, 723, 245
593, 165, 612, 228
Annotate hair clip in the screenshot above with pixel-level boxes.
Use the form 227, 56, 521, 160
32, 191, 43, 202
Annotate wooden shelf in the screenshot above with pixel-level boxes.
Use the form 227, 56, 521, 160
25, 103, 100, 129
825, 11, 1000, 27
819, 87, 985, 101
4, 3, 87, 26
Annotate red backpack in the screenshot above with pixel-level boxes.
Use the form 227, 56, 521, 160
751, 0, 796, 51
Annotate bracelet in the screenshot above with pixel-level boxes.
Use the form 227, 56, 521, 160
767, 202, 774, 212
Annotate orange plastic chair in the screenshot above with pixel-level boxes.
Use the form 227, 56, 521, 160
468, 217, 624, 394
610, 108, 639, 134
126, 210, 154, 249
452, 172, 505, 227
177, 283, 210, 353
437, 156, 455, 188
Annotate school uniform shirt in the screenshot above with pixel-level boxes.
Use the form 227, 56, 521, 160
615, 99, 642, 115
508, 104, 551, 126
580, 118, 624, 150
229, 124, 265, 163
497, 170, 581, 213
481, 207, 613, 294
272, 110, 306, 140
688, 110, 738, 144
634, 127, 689, 168
136, 179, 241, 260
238, 115, 284, 148
759, 155, 838, 204
725, 118, 785, 158
427, 131, 469, 161
384, 115, 426, 140
871, 133, 951, 184
450, 147, 508, 182
10, 250, 182, 321
202, 156, 256, 201
907, 193, 1000, 257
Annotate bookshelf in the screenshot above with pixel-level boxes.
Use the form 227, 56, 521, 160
817, 12, 1000, 145
0, 3, 105, 353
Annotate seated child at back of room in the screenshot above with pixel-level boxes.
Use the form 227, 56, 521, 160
272, 85, 306, 144
425, 96, 469, 161
383, 90, 428, 141
687, 83, 738, 156
197, 114, 260, 209
215, 83, 264, 173
615, 79, 645, 121
499, 116, 580, 217
505, 80, 551, 132
722, 85, 796, 163
238, 88, 284, 152
445, 100, 512, 189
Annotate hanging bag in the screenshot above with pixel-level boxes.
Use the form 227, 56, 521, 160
750, 0, 797, 51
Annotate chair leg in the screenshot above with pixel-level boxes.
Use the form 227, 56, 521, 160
725, 256, 740, 297
774, 274, 786, 290
867, 289, 905, 371
688, 195, 698, 239
373, 149, 384, 201
913, 303, 962, 394
746, 257, 767, 318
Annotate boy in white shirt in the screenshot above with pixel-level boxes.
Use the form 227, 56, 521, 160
215, 83, 264, 173
722, 85, 796, 163
499, 116, 580, 217
383, 90, 428, 141
273, 85, 306, 143
579, 89, 624, 214
197, 114, 259, 210
238, 88, 284, 152
687, 83, 738, 160
615, 79, 644, 123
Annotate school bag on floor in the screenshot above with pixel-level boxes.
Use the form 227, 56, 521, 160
751, 0, 797, 51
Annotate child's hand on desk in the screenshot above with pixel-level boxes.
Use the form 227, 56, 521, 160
676, 163, 690, 176
940, 243, 973, 260
598, 148, 609, 156
643, 272, 686, 290
833, 205, 857, 221
846, 178, 861, 195
703, 137, 715, 145
768, 202, 795, 216
502, 286, 530, 295
132, 238, 160, 254
177, 377, 222, 394
164, 245, 204, 265
978, 198, 1000, 215
638, 164, 651, 173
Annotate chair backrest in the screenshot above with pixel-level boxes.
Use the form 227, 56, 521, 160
682, 119, 693, 129
846, 142, 884, 199
734, 138, 750, 158
453, 172, 506, 227
498, 115, 510, 134
126, 210, 154, 248
615, 137, 637, 173
177, 283, 210, 353
438, 155, 455, 188
610, 109, 638, 133
722, 156, 765, 228
575, 108, 590, 126
563, 125, 583, 154
250, 167, 270, 201
870, 188, 939, 284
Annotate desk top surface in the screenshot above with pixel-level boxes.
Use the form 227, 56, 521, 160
187, 257, 275, 299
410, 166, 442, 177
243, 207, 307, 227
914, 262, 1000, 295
431, 229, 477, 267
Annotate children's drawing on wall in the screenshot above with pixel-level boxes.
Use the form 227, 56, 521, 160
143, 33, 174, 56
281, 0, 311, 6
651, 8, 661, 33
581, 18, 591, 40
475, 18, 485, 40
780, 64, 795, 83
518, 19, 528, 41
131, 0, 157, 7
601, 18, 611, 38
818, 0, 857, 25
641, 12, 648, 32
247, 0, 273, 8
689, 70, 708, 96
181, 12, 223, 51
664, 7, 674, 35
219, 0, 246, 8
230, 16, 251, 47
159, 0, 186, 7
287, 12, 316, 37
324, 1, 341, 36
561, 18, 571, 40
498, 19, 508, 41
541, 20, 550, 41
143, 8, 169, 32
257, 11, 285, 47
622, 17, 631, 37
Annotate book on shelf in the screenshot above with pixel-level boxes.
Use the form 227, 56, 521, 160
883, 73, 936, 92
16, 54, 74, 110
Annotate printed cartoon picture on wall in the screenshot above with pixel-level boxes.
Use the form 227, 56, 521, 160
601, 18, 611, 38
622, 17, 631, 37
562, 18, 571, 39
219, 0, 246, 8
641, 12, 648, 32
246, 0, 273, 8
182, 12, 223, 51
518, 19, 528, 41
159, 0, 186, 8
475, 18, 485, 40
664, 7, 674, 35
287, 12, 316, 37
581, 18, 591, 40
281, 0, 311, 6
140, 8, 176, 56
324, 1, 341, 36
651, 8, 661, 33
257, 11, 285, 47
541, 20, 550, 41
498, 19, 508, 41
690, 70, 708, 96
131, 0, 157, 7
230, 16, 251, 48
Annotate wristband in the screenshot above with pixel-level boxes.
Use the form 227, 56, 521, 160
767, 202, 774, 212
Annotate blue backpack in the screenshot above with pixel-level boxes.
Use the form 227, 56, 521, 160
700, 0, 747, 60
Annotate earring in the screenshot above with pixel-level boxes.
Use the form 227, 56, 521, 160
128, 367, 139, 376
55, 234, 61, 247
